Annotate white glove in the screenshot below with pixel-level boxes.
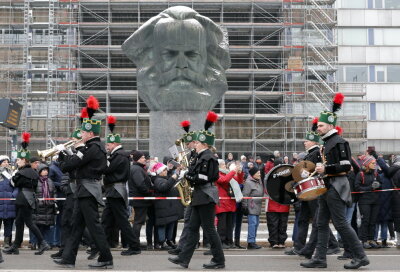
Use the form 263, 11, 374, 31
179, 169, 188, 180
55, 144, 66, 152
371, 181, 380, 190
64, 147, 73, 156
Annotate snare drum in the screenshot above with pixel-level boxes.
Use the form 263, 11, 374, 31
293, 177, 327, 201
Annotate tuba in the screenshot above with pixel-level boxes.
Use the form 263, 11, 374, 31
174, 138, 192, 206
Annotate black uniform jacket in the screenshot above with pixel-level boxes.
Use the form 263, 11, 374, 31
185, 149, 219, 206
103, 146, 130, 198
128, 161, 153, 208
304, 145, 322, 164
12, 165, 39, 207
58, 145, 85, 196
56, 137, 107, 198
322, 131, 352, 206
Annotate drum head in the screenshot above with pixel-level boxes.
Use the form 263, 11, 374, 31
292, 160, 316, 182
265, 164, 297, 205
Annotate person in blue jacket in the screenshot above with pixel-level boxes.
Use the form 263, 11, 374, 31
0, 155, 17, 260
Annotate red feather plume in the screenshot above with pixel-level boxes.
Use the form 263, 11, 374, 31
335, 126, 343, 136
180, 120, 191, 128
204, 111, 218, 131
311, 117, 318, 132
22, 132, 31, 143
180, 120, 191, 133
333, 93, 344, 105
80, 108, 88, 119
107, 115, 116, 125
86, 95, 99, 110
206, 111, 218, 123
332, 93, 345, 113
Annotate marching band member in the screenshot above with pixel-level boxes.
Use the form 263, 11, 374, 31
168, 111, 225, 269
54, 96, 113, 269
290, 118, 339, 258
102, 116, 139, 256
3, 133, 50, 256
301, 93, 369, 269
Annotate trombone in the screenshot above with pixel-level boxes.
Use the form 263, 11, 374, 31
37, 139, 83, 158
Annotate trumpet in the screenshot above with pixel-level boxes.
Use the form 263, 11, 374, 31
37, 139, 83, 158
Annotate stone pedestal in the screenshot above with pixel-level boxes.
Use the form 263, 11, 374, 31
149, 111, 208, 160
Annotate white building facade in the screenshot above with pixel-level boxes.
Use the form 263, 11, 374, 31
337, 0, 400, 154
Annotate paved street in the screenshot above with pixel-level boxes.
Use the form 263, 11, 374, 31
0, 247, 399, 271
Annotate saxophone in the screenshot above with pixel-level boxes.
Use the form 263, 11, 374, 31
174, 138, 192, 206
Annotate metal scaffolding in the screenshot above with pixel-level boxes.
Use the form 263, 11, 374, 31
0, 0, 366, 158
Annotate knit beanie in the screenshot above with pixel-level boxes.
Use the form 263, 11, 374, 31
131, 150, 145, 162
249, 167, 259, 177
0, 155, 10, 165
361, 155, 376, 168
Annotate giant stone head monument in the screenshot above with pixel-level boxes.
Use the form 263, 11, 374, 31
122, 6, 230, 158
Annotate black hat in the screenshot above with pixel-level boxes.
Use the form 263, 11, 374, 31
249, 167, 259, 177
29, 156, 41, 163
131, 150, 145, 162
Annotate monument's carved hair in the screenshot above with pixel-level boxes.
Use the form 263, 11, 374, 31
121, 6, 230, 72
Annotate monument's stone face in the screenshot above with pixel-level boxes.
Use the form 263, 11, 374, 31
122, 6, 230, 157
122, 6, 230, 111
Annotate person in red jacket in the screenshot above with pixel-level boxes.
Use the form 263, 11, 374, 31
215, 159, 245, 249
264, 155, 275, 175
266, 196, 290, 248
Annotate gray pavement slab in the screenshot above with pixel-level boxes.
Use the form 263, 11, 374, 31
0, 247, 399, 271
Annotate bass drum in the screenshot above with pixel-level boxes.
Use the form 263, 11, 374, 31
264, 164, 297, 205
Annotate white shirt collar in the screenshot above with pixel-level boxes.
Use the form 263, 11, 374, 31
306, 145, 319, 153
111, 145, 122, 155
321, 129, 338, 140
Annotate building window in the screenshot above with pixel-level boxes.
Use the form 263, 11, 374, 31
344, 66, 368, 82
338, 29, 367, 46
386, 0, 400, 8
375, 103, 400, 120
387, 66, 400, 82
369, 103, 376, 121
340, 0, 367, 8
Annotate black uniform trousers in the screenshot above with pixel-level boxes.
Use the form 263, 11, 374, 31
178, 203, 225, 264
297, 199, 339, 254
62, 196, 112, 264
14, 204, 44, 246
60, 194, 75, 249
102, 197, 136, 248
315, 187, 365, 260
177, 205, 192, 250
300, 203, 339, 256
359, 203, 380, 242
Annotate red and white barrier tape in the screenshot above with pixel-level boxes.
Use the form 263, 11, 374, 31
0, 188, 399, 201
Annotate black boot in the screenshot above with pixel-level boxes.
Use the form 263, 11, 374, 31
35, 240, 50, 255
168, 256, 189, 268
300, 258, 327, 268
121, 247, 141, 256
3, 244, 19, 255
344, 256, 370, 269
51, 249, 63, 259
87, 248, 99, 260
235, 239, 245, 249
53, 258, 75, 268
88, 260, 113, 269
166, 240, 177, 249
160, 242, 172, 251
168, 247, 181, 255
203, 260, 225, 269
381, 239, 389, 248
